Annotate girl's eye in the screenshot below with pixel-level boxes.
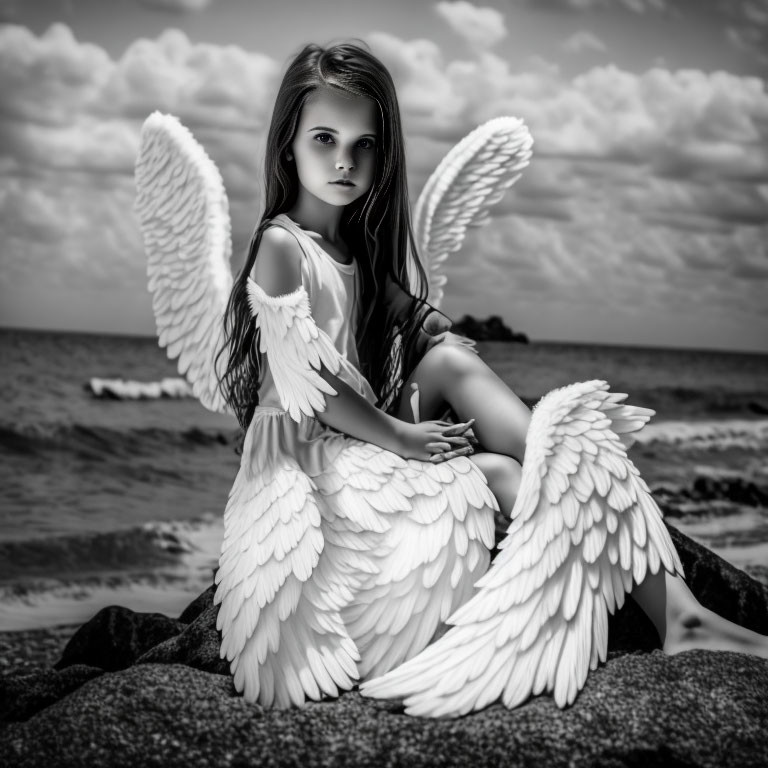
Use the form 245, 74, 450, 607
357, 138, 375, 150
314, 133, 334, 145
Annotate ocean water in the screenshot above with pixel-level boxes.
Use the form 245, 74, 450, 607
1, 327, 767, 631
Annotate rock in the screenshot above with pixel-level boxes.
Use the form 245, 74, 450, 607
691, 476, 768, 508
177, 584, 215, 624
135, 602, 228, 676
452, 314, 529, 343
0, 664, 103, 723
1, 656, 766, 767
53, 605, 185, 672
653, 475, 768, 520
1, 526, 767, 767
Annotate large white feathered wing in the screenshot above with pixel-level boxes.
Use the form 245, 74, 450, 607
411, 117, 533, 308
361, 380, 684, 717
213, 278, 361, 706
213, 427, 361, 707
133, 111, 233, 414
335, 451, 498, 680
245, 278, 343, 423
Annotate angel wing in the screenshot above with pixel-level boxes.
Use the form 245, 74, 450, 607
332, 447, 498, 681
246, 279, 343, 424
213, 277, 364, 706
133, 111, 233, 414
213, 419, 361, 707
360, 380, 684, 717
411, 117, 533, 308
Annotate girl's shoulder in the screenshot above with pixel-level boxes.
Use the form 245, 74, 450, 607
261, 217, 300, 247
252, 220, 305, 297
263, 213, 300, 235
260, 215, 312, 261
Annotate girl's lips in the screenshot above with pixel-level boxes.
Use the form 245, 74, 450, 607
330, 180, 356, 186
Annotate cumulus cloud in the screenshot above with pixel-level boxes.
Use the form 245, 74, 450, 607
367, 32, 768, 349
371, 33, 768, 175
0, 23, 279, 332
434, 1, 508, 49
561, 30, 607, 54
1, 23, 766, 350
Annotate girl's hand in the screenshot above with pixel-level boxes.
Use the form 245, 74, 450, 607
425, 331, 478, 355
396, 419, 477, 462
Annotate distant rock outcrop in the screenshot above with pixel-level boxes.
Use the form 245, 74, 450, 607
452, 314, 529, 343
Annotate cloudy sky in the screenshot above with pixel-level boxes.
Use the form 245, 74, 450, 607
1, 0, 767, 352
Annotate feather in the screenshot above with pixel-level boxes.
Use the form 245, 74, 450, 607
213, 429, 363, 708
411, 117, 533, 308
361, 380, 685, 717
134, 112, 233, 414
247, 279, 348, 424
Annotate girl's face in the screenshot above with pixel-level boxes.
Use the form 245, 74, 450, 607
291, 87, 377, 209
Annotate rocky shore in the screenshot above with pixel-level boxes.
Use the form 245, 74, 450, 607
1, 525, 767, 768
655, 475, 768, 517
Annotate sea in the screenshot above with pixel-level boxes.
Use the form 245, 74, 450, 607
1, 327, 767, 632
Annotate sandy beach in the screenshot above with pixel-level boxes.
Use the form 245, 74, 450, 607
0, 624, 80, 677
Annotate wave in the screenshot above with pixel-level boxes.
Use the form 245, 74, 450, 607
653, 473, 768, 521
0, 520, 216, 584
0, 517, 223, 631
81, 377, 768, 417
0, 421, 240, 458
86, 377, 194, 400
0, 574, 214, 633
615, 386, 768, 419
636, 418, 768, 451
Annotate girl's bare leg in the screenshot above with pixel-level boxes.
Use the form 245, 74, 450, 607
394, 342, 526, 540
394, 343, 530, 462
632, 568, 768, 658
398, 343, 768, 659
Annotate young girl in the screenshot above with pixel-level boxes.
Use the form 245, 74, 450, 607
213, 41, 768, 715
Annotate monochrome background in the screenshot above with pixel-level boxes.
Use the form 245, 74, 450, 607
1, 0, 766, 633
1, 0, 766, 350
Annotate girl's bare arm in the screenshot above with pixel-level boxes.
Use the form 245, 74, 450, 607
313, 367, 406, 454
313, 367, 474, 461
252, 230, 472, 460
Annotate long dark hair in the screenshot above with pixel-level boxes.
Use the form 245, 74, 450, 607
217, 41, 447, 430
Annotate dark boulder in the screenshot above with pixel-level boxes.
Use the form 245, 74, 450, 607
0, 664, 103, 723
53, 605, 185, 673
2, 525, 767, 767
135, 602, 228, 676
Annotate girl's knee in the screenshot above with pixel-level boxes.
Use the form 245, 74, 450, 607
422, 341, 477, 378
471, 452, 522, 493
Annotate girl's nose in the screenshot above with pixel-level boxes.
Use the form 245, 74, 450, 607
335, 151, 355, 171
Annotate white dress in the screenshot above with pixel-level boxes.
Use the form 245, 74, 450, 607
213, 214, 500, 708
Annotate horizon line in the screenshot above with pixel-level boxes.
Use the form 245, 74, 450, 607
2, 323, 766, 358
